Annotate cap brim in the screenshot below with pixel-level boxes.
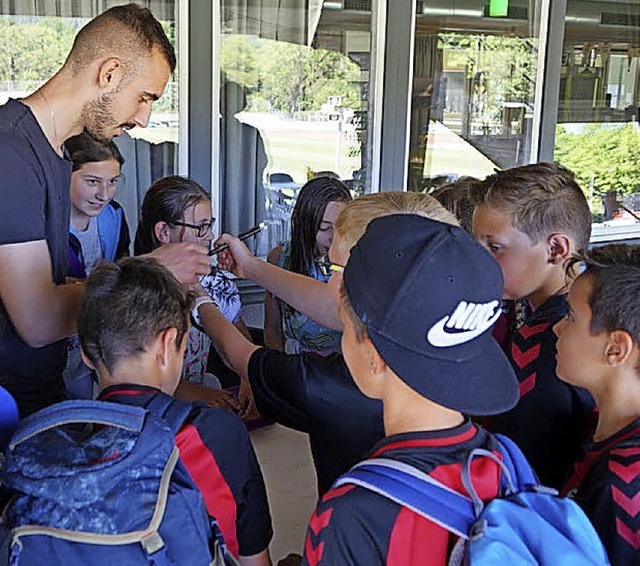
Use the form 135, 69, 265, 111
368, 329, 519, 416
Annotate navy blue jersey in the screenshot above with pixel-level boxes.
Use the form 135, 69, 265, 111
0, 99, 72, 416
98, 385, 272, 558
491, 294, 595, 489
302, 421, 503, 566
563, 419, 640, 564
248, 348, 384, 494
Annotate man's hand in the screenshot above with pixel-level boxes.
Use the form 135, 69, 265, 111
214, 234, 259, 279
146, 243, 210, 284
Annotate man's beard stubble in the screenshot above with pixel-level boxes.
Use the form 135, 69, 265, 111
82, 90, 122, 143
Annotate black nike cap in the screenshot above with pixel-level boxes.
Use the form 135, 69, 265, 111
343, 214, 519, 416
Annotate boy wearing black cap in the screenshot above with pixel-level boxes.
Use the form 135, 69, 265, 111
301, 214, 518, 566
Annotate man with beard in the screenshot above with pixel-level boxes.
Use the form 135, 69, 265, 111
0, 4, 210, 417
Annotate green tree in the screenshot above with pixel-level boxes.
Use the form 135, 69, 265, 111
257, 39, 361, 114
0, 17, 76, 87
221, 34, 260, 88
555, 124, 640, 200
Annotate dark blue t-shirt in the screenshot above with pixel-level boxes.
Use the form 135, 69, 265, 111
0, 99, 72, 416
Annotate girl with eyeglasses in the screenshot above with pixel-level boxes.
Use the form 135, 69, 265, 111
264, 175, 352, 355
64, 132, 130, 399
134, 175, 250, 412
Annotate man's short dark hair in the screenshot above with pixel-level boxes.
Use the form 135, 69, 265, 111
470, 162, 592, 253
568, 244, 640, 349
67, 3, 176, 73
78, 257, 189, 374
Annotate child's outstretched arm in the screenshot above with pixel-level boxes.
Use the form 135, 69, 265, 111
197, 300, 260, 417
215, 234, 341, 331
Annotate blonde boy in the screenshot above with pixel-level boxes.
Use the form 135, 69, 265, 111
557, 244, 640, 563
471, 162, 595, 489
301, 214, 518, 565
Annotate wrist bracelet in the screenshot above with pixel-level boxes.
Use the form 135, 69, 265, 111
192, 296, 217, 326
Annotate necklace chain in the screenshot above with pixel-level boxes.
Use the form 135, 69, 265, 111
39, 90, 58, 148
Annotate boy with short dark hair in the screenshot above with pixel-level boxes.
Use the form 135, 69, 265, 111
78, 257, 272, 566
471, 162, 595, 489
557, 244, 640, 563
302, 214, 519, 565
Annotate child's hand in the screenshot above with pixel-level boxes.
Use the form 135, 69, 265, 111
214, 234, 256, 279
200, 388, 241, 412
238, 378, 260, 420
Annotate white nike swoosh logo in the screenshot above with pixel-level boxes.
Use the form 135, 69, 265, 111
427, 308, 501, 347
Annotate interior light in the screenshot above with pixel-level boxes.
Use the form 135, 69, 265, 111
489, 0, 509, 17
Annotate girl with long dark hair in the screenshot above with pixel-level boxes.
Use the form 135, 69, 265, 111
264, 176, 352, 354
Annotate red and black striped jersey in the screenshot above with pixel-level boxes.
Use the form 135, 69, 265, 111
98, 384, 273, 559
563, 419, 640, 564
302, 421, 503, 566
491, 294, 595, 489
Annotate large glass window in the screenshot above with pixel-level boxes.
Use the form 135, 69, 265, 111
553, 1, 640, 235
0, 2, 182, 239
408, 1, 543, 191
219, 1, 377, 255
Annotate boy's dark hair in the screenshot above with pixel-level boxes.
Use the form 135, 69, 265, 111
567, 244, 640, 347
430, 176, 480, 233
67, 3, 176, 73
78, 257, 190, 375
470, 163, 592, 253
66, 131, 125, 172
288, 176, 352, 276
134, 175, 210, 254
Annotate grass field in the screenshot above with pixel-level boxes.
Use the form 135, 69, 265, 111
261, 128, 361, 183
128, 121, 360, 183
125, 115, 498, 187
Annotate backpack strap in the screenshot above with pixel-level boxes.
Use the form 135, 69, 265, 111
145, 394, 193, 436
493, 433, 540, 490
8, 400, 146, 449
335, 458, 476, 539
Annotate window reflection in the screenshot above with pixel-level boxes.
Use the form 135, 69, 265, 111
409, 1, 541, 191
219, 1, 375, 255
555, 3, 640, 226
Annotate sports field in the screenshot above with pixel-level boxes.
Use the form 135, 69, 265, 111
129, 113, 495, 184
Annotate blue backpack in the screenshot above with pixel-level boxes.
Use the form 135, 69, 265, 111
1, 396, 238, 566
335, 434, 609, 565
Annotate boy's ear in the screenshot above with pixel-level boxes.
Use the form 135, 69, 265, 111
80, 348, 96, 371
366, 337, 388, 376
97, 57, 124, 91
156, 327, 179, 367
605, 330, 637, 369
547, 233, 572, 265
154, 221, 172, 245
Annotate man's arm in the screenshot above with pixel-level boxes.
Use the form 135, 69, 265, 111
0, 240, 83, 347
215, 234, 341, 331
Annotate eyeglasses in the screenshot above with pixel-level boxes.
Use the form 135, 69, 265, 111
171, 219, 215, 238
315, 256, 345, 277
